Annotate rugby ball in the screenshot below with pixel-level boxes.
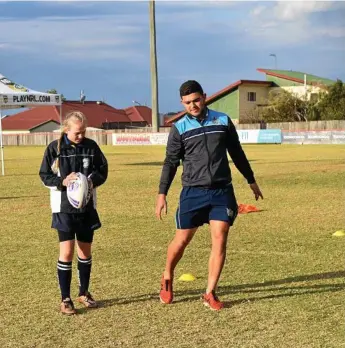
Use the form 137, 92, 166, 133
67, 172, 92, 209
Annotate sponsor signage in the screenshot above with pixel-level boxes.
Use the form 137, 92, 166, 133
237, 129, 282, 144
113, 130, 282, 146
283, 131, 345, 144
112, 133, 169, 145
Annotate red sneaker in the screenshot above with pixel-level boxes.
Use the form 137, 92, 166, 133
159, 274, 173, 304
202, 291, 224, 311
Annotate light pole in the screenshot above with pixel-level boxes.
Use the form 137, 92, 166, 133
149, 0, 159, 132
269, 53, 277, 69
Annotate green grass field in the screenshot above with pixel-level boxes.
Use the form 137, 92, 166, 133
0, 144, 344, 348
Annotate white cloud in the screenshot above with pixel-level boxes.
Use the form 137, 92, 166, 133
316, 26, 345, 38
260, 21, 278, 29
1, 1, 344, 66
250, 5, 266, 17
245, 1, 345, 46
157, 1, 344, 50
273, 1, 334, 21
244, 19, 311, 45
159, 0, 237, 8
0, 15, 146, 62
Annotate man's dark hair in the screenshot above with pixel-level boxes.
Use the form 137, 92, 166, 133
179, 80, 204, 97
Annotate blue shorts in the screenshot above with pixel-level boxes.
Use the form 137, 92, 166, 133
57, 229, 94, 243
176, 186, 238, 229
52, 210, 101, 234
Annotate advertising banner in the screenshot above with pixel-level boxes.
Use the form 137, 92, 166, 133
331, 131, 345, 144
112, 133, 169, 145
113, 130, 282, 145
237, 129, 282, 144
282, 131, 345, 144
257, 129, 282, 144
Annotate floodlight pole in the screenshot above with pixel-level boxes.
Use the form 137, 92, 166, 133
149, 0, 159, 132
0, 109, 4, 175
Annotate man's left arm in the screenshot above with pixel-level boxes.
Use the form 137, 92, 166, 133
226, 118, 263, 200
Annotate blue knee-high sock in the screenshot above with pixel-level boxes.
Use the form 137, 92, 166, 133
78, 256, 92, 296
57, 260, 72, 300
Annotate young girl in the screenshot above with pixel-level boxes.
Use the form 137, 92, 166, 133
39, 111, 108, 315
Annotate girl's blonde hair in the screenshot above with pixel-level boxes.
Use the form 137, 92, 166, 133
51, 111, 88, 174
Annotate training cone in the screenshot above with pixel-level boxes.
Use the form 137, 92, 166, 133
332, 230, 345, 237
178, 273, 196, 282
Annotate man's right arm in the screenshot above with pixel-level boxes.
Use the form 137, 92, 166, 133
158, 125, 184, 195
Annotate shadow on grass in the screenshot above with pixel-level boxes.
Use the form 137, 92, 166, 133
125, 162, 164, 166
106, 153, 145, 157
125, 160, 257, 167
0, 195, 42, 200
222, 284, 345, 308
268, 159, 344, 165
1, 173, 38, 177
75, 307, 97, 315
97, 270, 345, 309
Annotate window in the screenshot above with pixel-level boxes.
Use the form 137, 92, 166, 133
247, 92, 256, 102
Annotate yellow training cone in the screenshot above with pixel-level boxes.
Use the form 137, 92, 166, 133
178, 273, 196, 282
332, 230, 345, 237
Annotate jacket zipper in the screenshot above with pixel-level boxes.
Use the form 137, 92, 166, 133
202, 126, 212, 187
72, 144, 77, 172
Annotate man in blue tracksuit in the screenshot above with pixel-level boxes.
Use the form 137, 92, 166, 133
156, 80, 263, 310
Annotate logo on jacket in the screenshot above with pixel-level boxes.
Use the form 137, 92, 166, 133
212, 117, 220, 125
83, 158, 90, 169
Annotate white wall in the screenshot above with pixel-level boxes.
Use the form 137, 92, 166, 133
1, 130, 30, 134
271, 86, 323, 100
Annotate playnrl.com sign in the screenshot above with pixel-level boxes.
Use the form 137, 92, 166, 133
2, 94, 60, 104
13, 95, 53, 103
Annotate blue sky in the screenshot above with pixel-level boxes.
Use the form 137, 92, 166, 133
0, 1, 344, 114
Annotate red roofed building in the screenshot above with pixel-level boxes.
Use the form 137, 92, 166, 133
125, 105, 152, 125
103, 105, 153, 130
1, 101, 153, 133
1, 106, 60, 133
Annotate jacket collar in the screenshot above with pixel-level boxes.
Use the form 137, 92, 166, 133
60, 134, 85, 149
186, 108, 209, 122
